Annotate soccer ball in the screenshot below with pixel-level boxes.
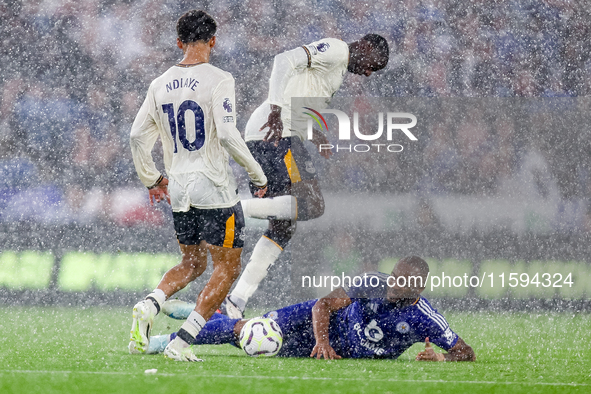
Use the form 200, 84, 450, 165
239, 317, 283, 357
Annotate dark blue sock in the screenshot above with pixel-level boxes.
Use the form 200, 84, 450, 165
186, 314, 240, 345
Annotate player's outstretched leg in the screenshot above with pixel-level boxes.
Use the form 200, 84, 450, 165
225, 219, 295, 318
147, 315, 243, 356
230, 137, 325, 317
154, 301, 317, 358
241, 195, 297, 220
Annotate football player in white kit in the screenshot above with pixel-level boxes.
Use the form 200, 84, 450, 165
222, 34, 389, 318
128, 10, 267, 362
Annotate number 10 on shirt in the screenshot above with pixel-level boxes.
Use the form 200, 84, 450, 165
162, 100, 206, 153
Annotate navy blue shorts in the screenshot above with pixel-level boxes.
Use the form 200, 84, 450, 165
262, 300, 317, 357
172, 203, 245, 248
247, 137, 317, 198
261, 299, 342, 358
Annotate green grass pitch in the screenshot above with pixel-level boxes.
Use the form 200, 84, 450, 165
0, 306, 589, 393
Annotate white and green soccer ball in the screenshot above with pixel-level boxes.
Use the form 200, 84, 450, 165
239, 317, 283, 357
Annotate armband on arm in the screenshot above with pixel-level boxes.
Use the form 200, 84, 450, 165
301, 45, 312, 68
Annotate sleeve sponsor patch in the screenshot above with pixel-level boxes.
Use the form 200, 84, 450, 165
304, 44, 318, 56
223, 116, 234, 123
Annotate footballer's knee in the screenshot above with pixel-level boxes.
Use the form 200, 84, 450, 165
265, 219, 296, 249
306, 192, 325, 219
292, 180, 325, 221
295, 193, 324, 220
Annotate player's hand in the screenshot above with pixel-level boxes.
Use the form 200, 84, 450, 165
261, 106, 283, 146
416, 337, 445, 362
311, 129, 333, 159
254, 185, 267, 198
148, 177, 171, 206
310, 341, 341, 360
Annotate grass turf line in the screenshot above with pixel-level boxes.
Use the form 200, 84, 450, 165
0, 307, 590, 394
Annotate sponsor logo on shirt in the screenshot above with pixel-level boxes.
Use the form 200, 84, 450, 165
305, 44, 318, 56
364, 320, 384, 342
354, 322, 385, 355
316, 42, 330, 52
304, 161, 316, 174
223, 116, 234, 123
223, 98, 233, 112
396, 321, 410, 334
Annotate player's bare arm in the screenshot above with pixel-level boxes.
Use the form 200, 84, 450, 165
310, 128, 333, 159
310, 287, 352, 360
261, 104, 283, 145
416, 337, 476, 362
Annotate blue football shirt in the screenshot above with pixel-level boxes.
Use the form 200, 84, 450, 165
334, 271, 459, 359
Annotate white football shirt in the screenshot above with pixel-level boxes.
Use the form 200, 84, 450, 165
130, 63, 267, 211
244, 38, 349, 142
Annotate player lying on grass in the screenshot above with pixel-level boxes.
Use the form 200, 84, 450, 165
222, 34, 390, 319
147, 256, 476, 361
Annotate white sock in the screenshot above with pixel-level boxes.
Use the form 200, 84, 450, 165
180, 311, 207, 339
231, 236, 283, 306
242, 196, 297, 220
146, 289, 166, 314
151, 289, 166, 304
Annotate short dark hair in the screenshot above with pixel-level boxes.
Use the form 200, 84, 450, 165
397, 256, 429, 276
362, 33, 389, 69
177, 10, 217, 44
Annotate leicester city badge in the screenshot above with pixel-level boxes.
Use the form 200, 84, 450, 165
268, 311, 279, 320
396, 321, 410, 334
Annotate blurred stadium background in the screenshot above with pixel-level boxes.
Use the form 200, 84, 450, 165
1, 0, 590, 309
